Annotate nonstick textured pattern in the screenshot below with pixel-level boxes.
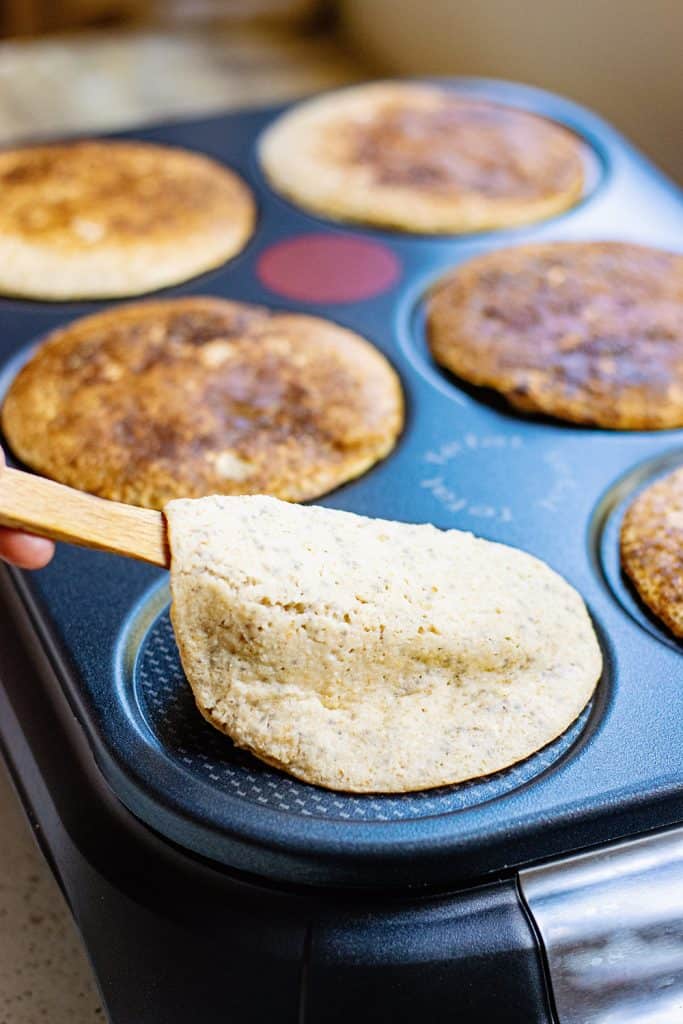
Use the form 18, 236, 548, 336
135, 605, 592, 821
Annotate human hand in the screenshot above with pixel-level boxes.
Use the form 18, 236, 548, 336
0, 449, 54, 569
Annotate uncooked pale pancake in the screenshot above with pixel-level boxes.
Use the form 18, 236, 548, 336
428, 242, 683, 429
0, 140, 255, 299
1, 298, 403, 508
167, 495, 602, 793
621, 467, 683, 637
260, 82, 584, 233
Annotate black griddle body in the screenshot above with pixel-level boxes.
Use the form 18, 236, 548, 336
0, 79, 682, 1022
0, 576, 552, 1023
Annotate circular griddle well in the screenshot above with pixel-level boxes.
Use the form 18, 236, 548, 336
126, 585, 595, 824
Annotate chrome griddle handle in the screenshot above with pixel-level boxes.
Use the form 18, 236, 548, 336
519, 827, 683, 1024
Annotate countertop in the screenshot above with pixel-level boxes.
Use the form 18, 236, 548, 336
0, 25, 364, 144
0, 762, 102, 1021
0, 24, 363, 1021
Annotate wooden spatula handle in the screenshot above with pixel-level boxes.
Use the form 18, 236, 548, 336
0, 466, 169, 568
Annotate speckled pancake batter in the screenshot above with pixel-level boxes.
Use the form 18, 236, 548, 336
427, 242, 683, 429
260, 81, 584, 233
167, 495, 602, 793
0, 140, 255, 299
621, 466, 683, 637
1, 298, 403, 508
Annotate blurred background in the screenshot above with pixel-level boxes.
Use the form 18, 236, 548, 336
0, 0, 681, 181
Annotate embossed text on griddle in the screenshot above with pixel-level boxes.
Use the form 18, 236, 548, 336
420, 433, 522, 523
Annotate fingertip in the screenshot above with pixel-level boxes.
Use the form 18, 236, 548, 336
0, 529, 55, 570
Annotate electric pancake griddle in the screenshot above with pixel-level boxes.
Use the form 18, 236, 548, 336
1, 80, 682, 1023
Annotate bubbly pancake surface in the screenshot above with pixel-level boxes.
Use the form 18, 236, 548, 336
167, 495, 602, 793
427, 242, 683, 429
1, 298, 403, 508
621, 467, 683, 637
0, 141, 255, 299
260, 82, 585, 233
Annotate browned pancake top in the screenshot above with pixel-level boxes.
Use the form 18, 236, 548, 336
427, 242, 683, 429
1, 298, 403, 509
329, 97, 583, 201
621, 467, 683, 637
0, 140, 253, 249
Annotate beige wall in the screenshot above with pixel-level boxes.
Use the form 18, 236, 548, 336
340, 0, 683, 182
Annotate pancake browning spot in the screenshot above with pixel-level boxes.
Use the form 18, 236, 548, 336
427, 242, 683, 429
1, 298, 403, 509
260, 82, 585, 233
340, 100, 579, 198
0, 141, 256, 299
621, 467, 683, 637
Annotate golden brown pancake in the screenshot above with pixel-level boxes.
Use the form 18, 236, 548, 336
260, 82, 585, 233
0, 141, 255, 299
621, 467, 683, 637
427, 242, 683, 429
1, 298, 403, 509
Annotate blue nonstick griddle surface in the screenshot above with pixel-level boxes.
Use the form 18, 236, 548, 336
2, 79, 682, 888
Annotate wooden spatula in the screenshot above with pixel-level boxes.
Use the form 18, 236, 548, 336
0, 466, 169, 568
